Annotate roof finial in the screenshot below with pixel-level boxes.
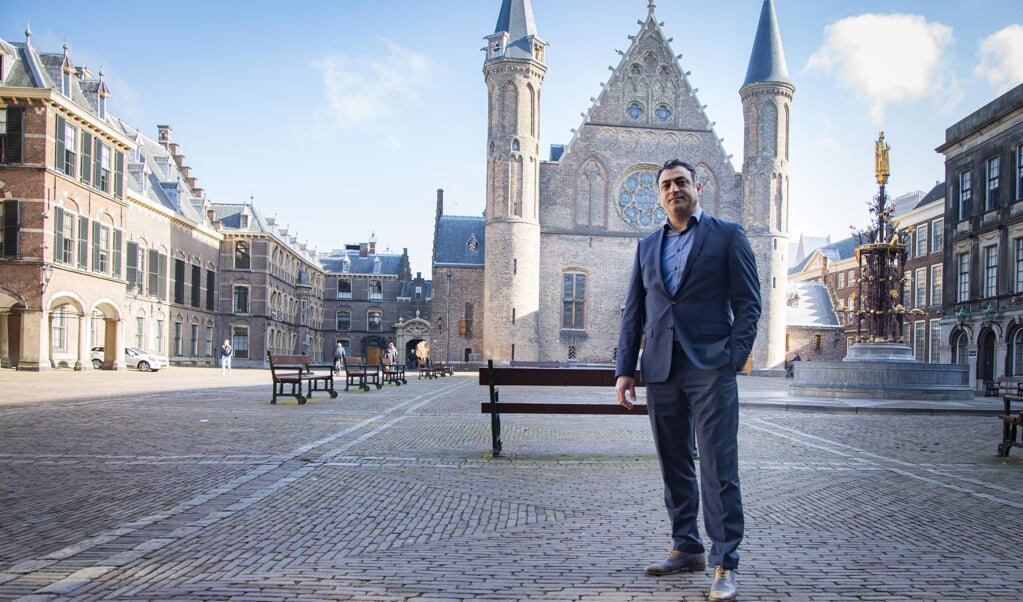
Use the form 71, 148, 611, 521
25, 21, 31, 45
648, 0, 656, 18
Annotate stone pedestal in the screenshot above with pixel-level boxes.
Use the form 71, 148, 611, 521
790, 343, 973, 401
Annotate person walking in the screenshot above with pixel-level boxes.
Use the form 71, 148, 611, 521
333, 342, 346, 375
385, 342, 398, 365
220, 339, 233, 376
614, 159, 761, 602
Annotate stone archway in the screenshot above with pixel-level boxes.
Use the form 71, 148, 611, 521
0, 285, 27, 368
89, 299, 124, 370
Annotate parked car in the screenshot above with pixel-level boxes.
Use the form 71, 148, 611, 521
90, 346, 169, 372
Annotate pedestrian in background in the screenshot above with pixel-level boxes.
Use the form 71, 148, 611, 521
220, 339, 233, 375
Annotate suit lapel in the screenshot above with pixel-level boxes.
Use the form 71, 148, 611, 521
652, 227, 671, 296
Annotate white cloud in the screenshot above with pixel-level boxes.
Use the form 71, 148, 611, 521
310, 39, 432, 128
974, 24, 1023, 93
805, 14, 955, 122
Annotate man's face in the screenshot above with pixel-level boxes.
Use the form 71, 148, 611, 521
658, 165, 701, 228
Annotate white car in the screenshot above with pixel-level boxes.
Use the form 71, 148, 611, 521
90, 346, 169, 372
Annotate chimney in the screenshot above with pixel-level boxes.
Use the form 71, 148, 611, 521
206, 209, 216, 223
436, 188, 444, 217
360, 243, 368, 258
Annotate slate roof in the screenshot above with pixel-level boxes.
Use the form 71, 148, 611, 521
787, 281, 840, 328
108, 117, 209, 228
491, 0, 541, 61
434, 216, 485, 267
789, 236, 859, 275
318, 249, 406, 277
742, 0, 792, 87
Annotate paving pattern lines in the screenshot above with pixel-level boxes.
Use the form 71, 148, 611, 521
729, 415, 1023, 601
0, 379, 466, 601
65, 463, 713, 602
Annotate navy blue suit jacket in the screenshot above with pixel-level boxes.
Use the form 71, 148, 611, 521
615, 214, 761, 382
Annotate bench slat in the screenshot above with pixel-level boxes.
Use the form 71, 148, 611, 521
481, 402, 647, 415
478, 367, 643, 387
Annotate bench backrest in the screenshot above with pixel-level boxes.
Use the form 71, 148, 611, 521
479, 365, 645, 387
267, 353, 311, 375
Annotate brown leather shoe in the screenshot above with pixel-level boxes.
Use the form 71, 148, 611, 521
644, 550, 706, 575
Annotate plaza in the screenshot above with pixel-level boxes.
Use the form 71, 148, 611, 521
0, 368, 1018, 601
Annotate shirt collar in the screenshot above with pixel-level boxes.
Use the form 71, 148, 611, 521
663, 207, 703, 237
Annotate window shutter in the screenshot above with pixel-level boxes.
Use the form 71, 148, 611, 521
1, 199, 20, 257
114, 151, 124, 199
112, 229, 122, 277
54, 206, 64, 263
174, 258, 185, 304
191, 263, 201, 307
5, 107, 24, 163
78, 215, 89, 268
80, 132, 92, 185
158, 253, 168, 301
148, 248, 159, 296
206, 269, 215, 310
93, 137, 102, 186
126, 241, 138, 290
92, 220, 101, 272
55, 115, 66, 172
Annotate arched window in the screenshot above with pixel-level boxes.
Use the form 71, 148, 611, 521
1011, 328, 1023, 375
952, 331, 969, 365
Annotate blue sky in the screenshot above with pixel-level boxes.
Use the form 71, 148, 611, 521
4, 1, 1022, 278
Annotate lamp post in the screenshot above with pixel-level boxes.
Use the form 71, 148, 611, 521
445, 269, 452, 365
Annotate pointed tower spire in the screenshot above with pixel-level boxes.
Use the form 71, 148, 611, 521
486, 0, 545, 62
743, 0, 791, 87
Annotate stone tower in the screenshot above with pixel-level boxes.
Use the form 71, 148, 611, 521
482, 0, 546, 362
740, 0, 795, 370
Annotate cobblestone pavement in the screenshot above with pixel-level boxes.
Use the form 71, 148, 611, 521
0, 368, 1019, 601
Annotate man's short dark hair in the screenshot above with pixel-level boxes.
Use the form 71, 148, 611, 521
656, 159, 699, 185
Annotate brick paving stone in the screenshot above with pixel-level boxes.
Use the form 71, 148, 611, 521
0, 368, 1020, 600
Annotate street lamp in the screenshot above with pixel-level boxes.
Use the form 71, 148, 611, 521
445, 269, 452, 365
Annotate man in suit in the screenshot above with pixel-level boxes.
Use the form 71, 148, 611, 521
615, 159, 761, 602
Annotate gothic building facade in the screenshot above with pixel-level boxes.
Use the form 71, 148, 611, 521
433, 0, 794, 370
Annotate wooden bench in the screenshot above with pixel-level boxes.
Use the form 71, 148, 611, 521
343, 356, 381, 391
418, 362, 452, 379
998, 395, 1023, 457
267, 352, 337, 404
984, 375, 1023, 397
479, 359, 646, 456
381, 362, 407, 386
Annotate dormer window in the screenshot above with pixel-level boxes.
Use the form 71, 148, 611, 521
98, 94, 107, 119
240, 214, 249, 229
467, 233, 479, 253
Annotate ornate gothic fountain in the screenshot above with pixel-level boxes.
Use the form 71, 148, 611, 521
789, 133, 971, 399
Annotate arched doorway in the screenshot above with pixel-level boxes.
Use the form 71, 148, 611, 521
978, 329, 996, 383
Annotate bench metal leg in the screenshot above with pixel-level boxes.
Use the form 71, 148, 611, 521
490, 389, 502, 457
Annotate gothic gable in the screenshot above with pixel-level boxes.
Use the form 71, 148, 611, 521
540, 9, 740, 233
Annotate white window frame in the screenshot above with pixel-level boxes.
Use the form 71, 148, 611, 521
957, 252, 970, 302
930, 264, 942, 308
914, 267, 927, 307
984, 244, 998, 298
928, 319, 941, 364
986, 156, 1000, 211
915, 222, 929, 256
959, 170, 972, 220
